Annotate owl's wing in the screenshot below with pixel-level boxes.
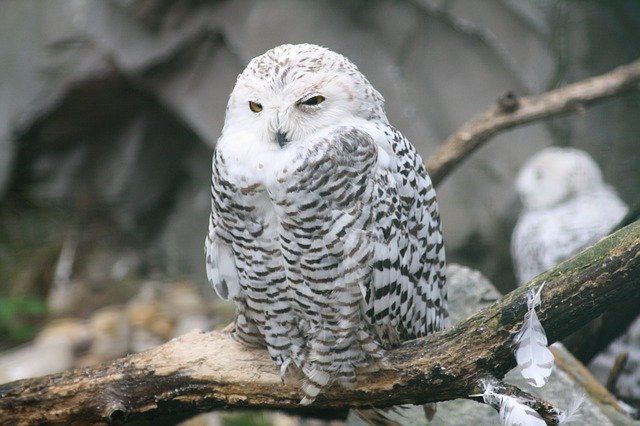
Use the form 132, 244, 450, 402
365, 126, 447, 343
271, 126, 383, 401
276, 123, 447, 348
205, 152, 241, 300
272, 126, 380, 327
205, 216, 240, 300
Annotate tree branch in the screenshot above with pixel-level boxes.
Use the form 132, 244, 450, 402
426, 58, 640, 186
1, 221, 638, 425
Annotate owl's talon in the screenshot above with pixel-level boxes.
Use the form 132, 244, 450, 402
280, 358, 292, 383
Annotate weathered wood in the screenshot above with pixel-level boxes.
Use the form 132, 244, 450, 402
426, 58, 640, 186
1, 221, 638, 425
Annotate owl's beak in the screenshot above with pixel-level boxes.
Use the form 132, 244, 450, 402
276, 130, 289, 148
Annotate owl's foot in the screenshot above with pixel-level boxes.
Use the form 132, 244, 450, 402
279, 357, 292, 383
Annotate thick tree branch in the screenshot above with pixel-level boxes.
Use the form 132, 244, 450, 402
426, 58, 640, 186
1, 221, 638, 425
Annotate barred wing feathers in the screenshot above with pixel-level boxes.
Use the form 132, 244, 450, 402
208, 123, 448, 404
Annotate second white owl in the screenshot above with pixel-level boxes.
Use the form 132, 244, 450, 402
511, 146, 628, 284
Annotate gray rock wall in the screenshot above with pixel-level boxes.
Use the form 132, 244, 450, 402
1, 0, 639, 292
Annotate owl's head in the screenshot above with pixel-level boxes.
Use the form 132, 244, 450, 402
516, 147, 604, 210
221, 44, 386, 150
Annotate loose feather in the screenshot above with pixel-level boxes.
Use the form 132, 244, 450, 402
498, 394, 546, 426
556, 393, 584, 424
482, 381, 546, 426
513, 283, 554, 387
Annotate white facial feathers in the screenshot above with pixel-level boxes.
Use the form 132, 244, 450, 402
222, 44, 387, 150
515, 147, 604, 210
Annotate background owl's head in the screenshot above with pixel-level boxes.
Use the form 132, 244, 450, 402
221, 44, 387, 149
516, 147, 604, 210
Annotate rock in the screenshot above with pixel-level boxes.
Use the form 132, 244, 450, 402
445, 263, 501, 324
0, 134, 14, 200
590, 317, 640, 404
0, 319, 90, 383
88, 306, 132, 360
0, 279, 220, 384
178, 411, 223, 426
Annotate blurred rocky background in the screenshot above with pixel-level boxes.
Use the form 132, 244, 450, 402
1, 0, 639, 424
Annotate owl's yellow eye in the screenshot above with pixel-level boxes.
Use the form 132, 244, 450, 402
249, 101, 263, 113
301, 95, 325, 106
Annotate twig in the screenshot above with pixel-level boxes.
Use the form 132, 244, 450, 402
426, 58, 640, 186
606, 352, 629, 393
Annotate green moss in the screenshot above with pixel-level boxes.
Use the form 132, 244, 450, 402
0, 200, 70, 346
0, 296, 48, 344
0, 201, 71, 297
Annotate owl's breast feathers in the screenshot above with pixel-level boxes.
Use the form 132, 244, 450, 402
206, 123, 447, 402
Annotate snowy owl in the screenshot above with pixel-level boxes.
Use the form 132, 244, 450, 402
511, 146, 628, 284
205, 44, 448, 403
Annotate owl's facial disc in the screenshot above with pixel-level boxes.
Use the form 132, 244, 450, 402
255, 91, 328, 148
242, 87, 329, 148
227, 43, 387, 152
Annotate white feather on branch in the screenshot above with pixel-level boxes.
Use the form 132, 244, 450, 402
481, 381, 546, 426
498, 395, 546, 426
513, 283, 554, 387
556, 392, 584, 424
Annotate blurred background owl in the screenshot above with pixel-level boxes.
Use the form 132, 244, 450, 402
511, 146, 628, 285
